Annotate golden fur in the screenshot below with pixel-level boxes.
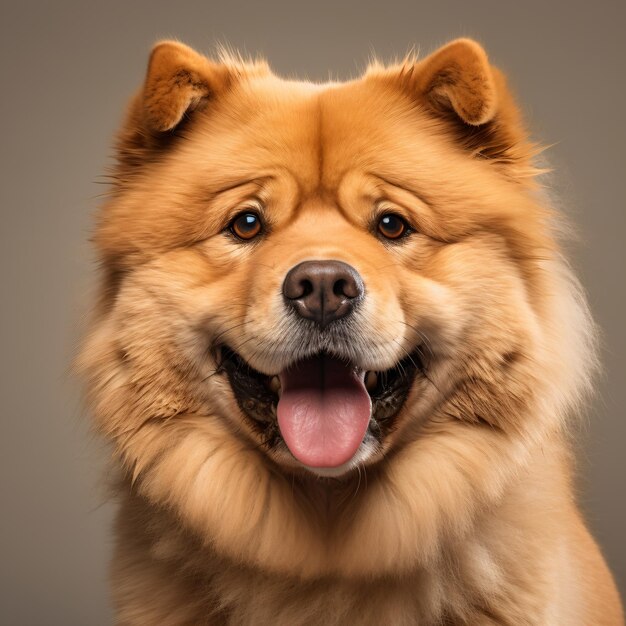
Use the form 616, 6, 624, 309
80, 38, 623, 624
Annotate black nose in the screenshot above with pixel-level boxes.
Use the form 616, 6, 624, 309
282, 260, 364, 328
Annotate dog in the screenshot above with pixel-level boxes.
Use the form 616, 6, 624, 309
79, 38, 623, 624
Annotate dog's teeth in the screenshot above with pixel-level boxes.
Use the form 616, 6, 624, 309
269, 376, 281, 395
365, 371, 378, 391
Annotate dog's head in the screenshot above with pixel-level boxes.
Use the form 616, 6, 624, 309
81, 39, 593, 576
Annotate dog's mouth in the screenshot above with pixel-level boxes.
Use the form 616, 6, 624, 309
219, 346, 423, 469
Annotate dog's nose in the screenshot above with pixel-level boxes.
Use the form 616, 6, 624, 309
282, 260, 364, 328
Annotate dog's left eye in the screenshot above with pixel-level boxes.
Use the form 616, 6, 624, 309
230, 212, 263, 240
378, 213, 409, 240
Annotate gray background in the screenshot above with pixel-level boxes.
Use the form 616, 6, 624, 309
1, 1, 624, 623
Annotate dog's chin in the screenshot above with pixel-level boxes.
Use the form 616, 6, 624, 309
217, 343, 425, 477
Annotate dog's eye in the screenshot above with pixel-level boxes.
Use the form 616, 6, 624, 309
230, 212, 263, 240
378, 213, 408, 240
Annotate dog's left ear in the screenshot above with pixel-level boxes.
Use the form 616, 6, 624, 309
413, 38, 497, 126
381, 39, 538, 179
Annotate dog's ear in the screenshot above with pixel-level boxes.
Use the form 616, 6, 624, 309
378, 39, 539, 180
141, 40, 230, 132
413, 38, 497, 126
112, 41, 269, 179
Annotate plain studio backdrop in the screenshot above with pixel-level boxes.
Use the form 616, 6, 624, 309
1, 1, 624, 623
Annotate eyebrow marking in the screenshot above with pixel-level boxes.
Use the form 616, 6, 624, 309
213, 176, 273, 196
366, 172, 434, 205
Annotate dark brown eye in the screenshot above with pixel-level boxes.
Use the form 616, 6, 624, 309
230, 212, 262, 240
378, 213, 408, 240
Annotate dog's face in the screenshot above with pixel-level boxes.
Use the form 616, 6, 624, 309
82, 39, 589, 576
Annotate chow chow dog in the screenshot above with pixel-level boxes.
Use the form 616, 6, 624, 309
79, 37, 623, 624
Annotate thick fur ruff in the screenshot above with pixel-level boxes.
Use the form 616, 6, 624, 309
79, 38, 623, 624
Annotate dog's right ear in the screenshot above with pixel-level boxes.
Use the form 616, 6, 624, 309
113, 41, 262, 176
141, 40, 230, 132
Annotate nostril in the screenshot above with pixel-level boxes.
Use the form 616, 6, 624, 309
333, 279, 346, 297
334, 277, 360, 299
284, 273, 314, 300
299, 279, 314, 299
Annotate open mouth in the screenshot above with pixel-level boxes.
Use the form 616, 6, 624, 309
218, 346, 424, 469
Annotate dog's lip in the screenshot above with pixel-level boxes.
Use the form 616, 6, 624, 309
216, 344, 424, 440
216, 345, 369, 379
216, 344, 424, 389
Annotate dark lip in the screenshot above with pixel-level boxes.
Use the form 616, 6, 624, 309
218, 346, 424, 446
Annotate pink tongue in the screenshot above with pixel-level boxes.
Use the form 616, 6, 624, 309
277, 354, 372, 468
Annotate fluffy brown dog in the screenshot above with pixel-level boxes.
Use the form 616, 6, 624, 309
80, 38, 623, 624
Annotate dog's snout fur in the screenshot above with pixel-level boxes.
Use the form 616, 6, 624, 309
282, 260, 364, 328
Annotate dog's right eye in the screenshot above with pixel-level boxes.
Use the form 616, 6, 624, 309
230, 212, 263, 241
